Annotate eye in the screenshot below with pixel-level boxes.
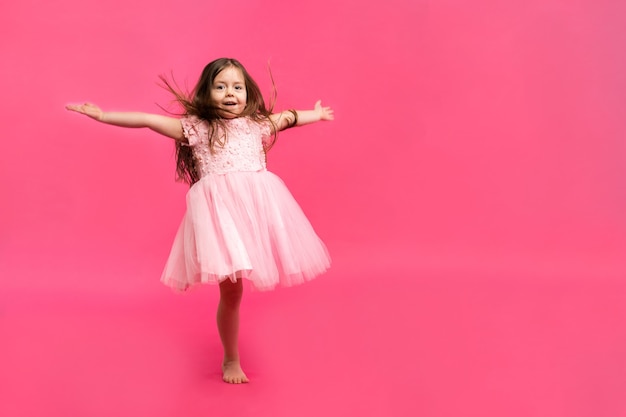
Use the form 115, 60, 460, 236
215, 85, 225, 90
235, 85, 243, 90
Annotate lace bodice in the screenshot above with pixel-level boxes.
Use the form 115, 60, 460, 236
181, 116, 272, 177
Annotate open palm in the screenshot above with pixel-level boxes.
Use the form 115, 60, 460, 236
66, 102, 104, 121
315, 100, 334, 121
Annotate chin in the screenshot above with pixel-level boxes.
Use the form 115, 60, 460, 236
219, 110, 241, 119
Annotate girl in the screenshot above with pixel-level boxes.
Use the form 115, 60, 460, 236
66, 57, 333, 384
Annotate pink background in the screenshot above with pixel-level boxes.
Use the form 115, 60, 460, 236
1, 0, 626, 416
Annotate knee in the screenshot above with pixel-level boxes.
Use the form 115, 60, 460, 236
220, 280, 243, 307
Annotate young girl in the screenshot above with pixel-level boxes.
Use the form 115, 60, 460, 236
66, 57, 333, 384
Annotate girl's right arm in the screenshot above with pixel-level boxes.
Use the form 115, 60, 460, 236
66, 103, 185, 142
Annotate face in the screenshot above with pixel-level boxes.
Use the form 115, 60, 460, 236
210, 66, 247, 118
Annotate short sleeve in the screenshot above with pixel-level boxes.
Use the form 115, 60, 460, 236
180, 116, 204, 146
259, 120, 273, 146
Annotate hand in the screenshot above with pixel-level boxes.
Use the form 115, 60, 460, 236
66, 102, 104, 121
314, 100, 334, 121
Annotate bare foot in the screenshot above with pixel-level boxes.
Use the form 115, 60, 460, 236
222, 360, 249, 384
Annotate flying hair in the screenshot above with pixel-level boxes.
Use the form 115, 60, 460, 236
159, 58, 279, 185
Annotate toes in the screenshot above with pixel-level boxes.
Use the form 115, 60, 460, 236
223, 373, 246, 384
224, 375, 249, 384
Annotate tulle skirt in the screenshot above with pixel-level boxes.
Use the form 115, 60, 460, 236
161, 170, 330, 291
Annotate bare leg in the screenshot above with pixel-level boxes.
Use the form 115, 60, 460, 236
217, 279, 248, 384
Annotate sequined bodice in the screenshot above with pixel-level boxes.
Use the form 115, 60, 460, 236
181, 116, 271, 177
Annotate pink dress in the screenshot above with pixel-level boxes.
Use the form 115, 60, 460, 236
161, 116, 330, 291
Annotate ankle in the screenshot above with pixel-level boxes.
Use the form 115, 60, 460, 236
223, 356, 240, 365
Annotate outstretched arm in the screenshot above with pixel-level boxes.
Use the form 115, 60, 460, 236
66, 103, 184, 141
270, 100, 334, 132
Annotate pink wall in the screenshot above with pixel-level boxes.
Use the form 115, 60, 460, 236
1, 0, 625, 292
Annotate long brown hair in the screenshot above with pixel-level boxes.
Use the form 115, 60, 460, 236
160, 58, 277, 185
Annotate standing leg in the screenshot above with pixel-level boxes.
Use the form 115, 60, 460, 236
217, 278, 248, 384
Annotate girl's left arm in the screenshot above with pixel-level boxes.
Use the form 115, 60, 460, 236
270, 100, 334, 132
